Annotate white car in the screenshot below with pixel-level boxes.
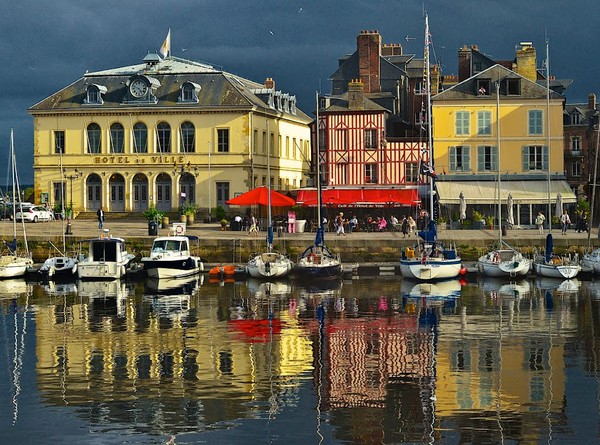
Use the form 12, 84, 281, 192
15, 205, 54, 222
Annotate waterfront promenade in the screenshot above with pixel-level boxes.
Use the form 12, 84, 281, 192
2, 217, 598, 266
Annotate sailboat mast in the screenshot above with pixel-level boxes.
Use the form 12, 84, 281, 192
10, 130, 17, 240
546, 37, 552, 234
10, 129, 30, 256
496, 82, 502, 242
424, 14, 434, 219
316, 91, 322, 227
267, 116, 272, 226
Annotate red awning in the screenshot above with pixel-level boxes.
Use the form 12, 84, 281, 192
226, 186, 295, 207
296, 188, 420, 207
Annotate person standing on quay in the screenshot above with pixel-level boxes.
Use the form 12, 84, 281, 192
535, 210, 545, 235
560, 209, 571, 235
97, 207, 105, 229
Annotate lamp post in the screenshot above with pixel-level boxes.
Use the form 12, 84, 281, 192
63, 168, 82, 218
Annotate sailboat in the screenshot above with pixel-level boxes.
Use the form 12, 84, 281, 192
399, 14, 462, 282
476, 73, 531, 278
534, 233, 580, 279
38, 155, 78, 280
246, 119, 293, 279
0, 129, 34, 279
295, 92, 342, 280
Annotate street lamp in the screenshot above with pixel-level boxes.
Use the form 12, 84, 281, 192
63, 167, 82, 217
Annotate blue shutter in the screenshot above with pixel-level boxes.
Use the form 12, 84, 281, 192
543, 146, 549, 170
477, 146, 484, 171
492, 146, 498, 171
522, 146, 529, 171
449, 146, 456, 171
464, 146, 471, 172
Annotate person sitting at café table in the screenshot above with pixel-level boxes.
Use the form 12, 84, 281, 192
377, 216, 388, 231
348, 215, 358, 233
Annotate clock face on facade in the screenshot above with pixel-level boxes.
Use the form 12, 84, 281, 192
130, 79, 148, 98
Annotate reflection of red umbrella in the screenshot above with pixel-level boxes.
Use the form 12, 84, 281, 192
228, 318, 282, 343
226, 186, 295, 207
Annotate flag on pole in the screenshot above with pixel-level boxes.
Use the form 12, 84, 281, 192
159, 29, 171, 58
419, 159, 436, 178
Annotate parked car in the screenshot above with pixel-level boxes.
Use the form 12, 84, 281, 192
0, 203, 13, 220
15, 205, 54, 222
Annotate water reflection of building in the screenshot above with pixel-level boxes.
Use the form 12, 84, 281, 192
435, 286, 574, 442
34, 284, 313, 433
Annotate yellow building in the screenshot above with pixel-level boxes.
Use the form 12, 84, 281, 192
432, 63, 576, 225
28, 54, 311, 216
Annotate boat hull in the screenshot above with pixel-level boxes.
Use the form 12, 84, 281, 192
142, 257, 202, 279
399, 258, 462, 281
39, 256, 78, 281
477, 250, 531, 278
247, 252, 293, 278
0, 256, 34, 279
534, 261, 580, 279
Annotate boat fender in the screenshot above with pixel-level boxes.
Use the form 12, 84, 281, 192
459, 267, 467, 275
120, 265, 126, 276
72, 263, 77, 274
48, 266, 54, 277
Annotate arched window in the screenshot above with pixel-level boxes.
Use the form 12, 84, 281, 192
133, 122, 148, 153
180, 121, 195, 153
87, 123, 101, 153
156, 122, 171, 153
110, 123, 124, 153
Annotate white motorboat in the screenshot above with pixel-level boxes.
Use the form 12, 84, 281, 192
141, 235, 203, 279
77, 229, 136, 280
39, 255, 78, 280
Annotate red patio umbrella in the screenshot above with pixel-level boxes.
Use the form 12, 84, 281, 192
226, 186, 295, 207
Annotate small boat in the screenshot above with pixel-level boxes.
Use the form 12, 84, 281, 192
38, 249, 79, 281
400, 221, 463, 281
247, 249, 293, 278
296, 228, 342, 280
141, 235, 203, 279
534, 234, 580, 279
145, 274, 201, 295
583, 248, 600, 275
477, 246, 531, 278
77, 279, 129, 318
77, 229, 136, 280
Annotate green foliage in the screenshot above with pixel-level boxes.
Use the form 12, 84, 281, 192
577, 198, 590, 213
551, 215, 560, 225
472, 210, 484, 221
214, 205, 226, 221
178, 200, 196, 216
485, 215, 494, 226
143, 203, 164, 221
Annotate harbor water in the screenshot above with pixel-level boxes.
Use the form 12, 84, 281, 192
1, 275, 599, 444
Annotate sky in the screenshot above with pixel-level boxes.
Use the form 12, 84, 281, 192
1, 0, 597, 185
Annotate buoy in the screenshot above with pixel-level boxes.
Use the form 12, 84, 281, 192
223, 265, 236, 275
459, 267, 468, 275
209, 266, 222, 276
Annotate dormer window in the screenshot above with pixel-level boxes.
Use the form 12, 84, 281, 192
268, 92, 274, 109
506, 78, 521, 95
571, 112, 581, 125
275, 92, 282, 111
179, 81, 201, 103
282, 93, 290, 113
476, 79, 490, 96
290, 96, 297, 115
84, 84, 106, 105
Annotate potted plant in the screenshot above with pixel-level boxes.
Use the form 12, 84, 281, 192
437, 215, 447, 230
472, 210, 485, 229
485, 215, 495, 229
220, 218, 229, 230
178, 200, 196, 225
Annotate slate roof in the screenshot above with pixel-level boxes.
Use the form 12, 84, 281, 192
29, 55, 311, 123
433, 64, 564, 101
319, 91, 388, 113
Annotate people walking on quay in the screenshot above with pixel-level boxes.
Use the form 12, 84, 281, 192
336, 212, 346, 236
97, 207, 105, 229
408, 215, 416, 234
560, 209, 571, 235
576, 210, 589, 233
248, 214, 258, 235
401, 216, 409, 237
535, 211, 546, 234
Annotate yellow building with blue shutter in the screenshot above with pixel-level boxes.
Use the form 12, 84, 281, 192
432, 64, 575, 226
28, 54, 311, 216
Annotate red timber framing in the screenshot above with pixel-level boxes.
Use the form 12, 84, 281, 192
315, 111, 428, 187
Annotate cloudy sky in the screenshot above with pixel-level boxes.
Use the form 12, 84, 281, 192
1, 0, 596, 184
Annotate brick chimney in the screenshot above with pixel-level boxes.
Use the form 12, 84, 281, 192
589, 93, 597, 111
357, 30, 381, 93
458, 45, 472, 82
265, 77, 275, 90
514, 42, 537, 82
381, 43, 402, 56
348, 79, 365, 110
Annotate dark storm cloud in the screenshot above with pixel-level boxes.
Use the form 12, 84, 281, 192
0, 0, 597, 184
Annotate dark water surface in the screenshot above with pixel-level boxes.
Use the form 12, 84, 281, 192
1, 275, 599, 444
